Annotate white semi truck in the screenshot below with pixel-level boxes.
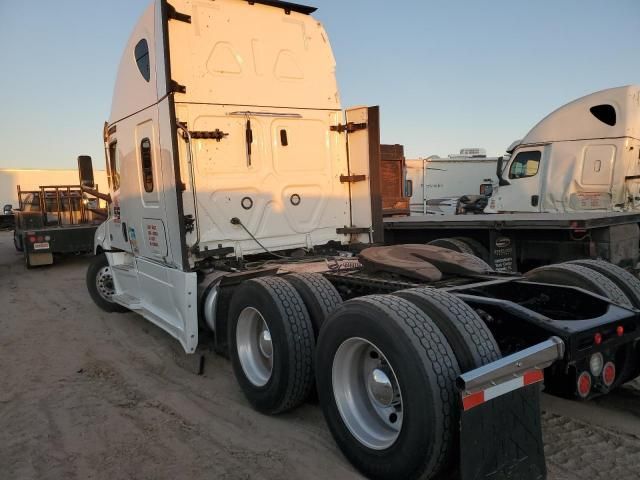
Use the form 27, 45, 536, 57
387, 86, 640, 272
81, 2, 640, 479
487, 85, 640, 214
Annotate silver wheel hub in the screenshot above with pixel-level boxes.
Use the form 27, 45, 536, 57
332, 338, 403, 450
95, 266, 116, 302
259, 329, 273, 358
236, 307, 273, 387
368, 368, 394, 407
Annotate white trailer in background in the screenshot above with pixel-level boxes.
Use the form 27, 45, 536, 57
79, 2, 640, 479
406, 151, 498, 215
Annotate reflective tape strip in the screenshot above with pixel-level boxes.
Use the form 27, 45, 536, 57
461, 369, 544, 411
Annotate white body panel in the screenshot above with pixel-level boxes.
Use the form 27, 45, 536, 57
406, 158, 497, 215
96, 0, 373, 352
488, 86, 640, 213
166, 1, 357, 259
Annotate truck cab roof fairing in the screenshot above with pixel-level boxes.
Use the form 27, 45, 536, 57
520, 85, 640, 147
109, 3, 163, 125
244, 0, 317, 15
166, 0, 339, 110
109, 0, 335, 125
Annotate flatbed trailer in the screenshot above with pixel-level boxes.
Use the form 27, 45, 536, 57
13, 183, 105, 267
384, 211, 640, 272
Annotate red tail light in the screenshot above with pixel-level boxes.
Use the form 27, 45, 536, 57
577, 371, 592, 398
616, 326, 624, 337
28, 236, 36, 243
37, 236, 44, 242
602, 362, 616, 387
594, 333, 602, 345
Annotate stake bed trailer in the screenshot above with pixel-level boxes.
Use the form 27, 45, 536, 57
13, 179, 106, 267
83, 1, 640, 479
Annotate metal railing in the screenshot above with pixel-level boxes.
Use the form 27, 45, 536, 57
16, 184, 103, 226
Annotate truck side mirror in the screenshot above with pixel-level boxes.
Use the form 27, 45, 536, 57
78, 155, 95, 188
496, 156, 510, 186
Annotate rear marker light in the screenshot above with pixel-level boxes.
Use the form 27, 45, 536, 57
617, 326, 624, 337
577, 371, 591, 398
594, 333, 602, 345
602, 362, 616, 387
589, 353, 604, 377
29, 236, 36, 243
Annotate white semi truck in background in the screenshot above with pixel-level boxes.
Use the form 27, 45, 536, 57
80, 2, 640, 479
487, 85, 640, 214
387, 86, 640, 272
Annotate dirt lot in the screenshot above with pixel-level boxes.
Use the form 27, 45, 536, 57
1, 230, 640, 480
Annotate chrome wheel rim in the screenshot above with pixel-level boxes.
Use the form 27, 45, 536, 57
236, 307, 273, 387
332, 337, 403, 450
95, 265, 116, 302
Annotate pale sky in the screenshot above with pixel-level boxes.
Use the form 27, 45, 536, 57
1, 0, 638, 168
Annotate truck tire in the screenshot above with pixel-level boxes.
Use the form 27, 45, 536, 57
316, 295, 460, 480
86, 253, 128, 313
566, 259, 640, 309
24, 250, 32, 269
428, 237, 475, 255
566, 260, 640, 384
526, 263, 636, 387
524, 263, 632, 308
283, 273, 342, 337
13, 230, 23, 252
394, 287, 501, 372
228, 276, 315, 414
428, 237, 492, 268
453, 237, 490, 263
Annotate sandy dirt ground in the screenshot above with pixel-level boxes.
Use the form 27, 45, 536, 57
1, 230, 640, 480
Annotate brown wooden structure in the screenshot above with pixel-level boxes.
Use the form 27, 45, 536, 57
380, 144, 410, 216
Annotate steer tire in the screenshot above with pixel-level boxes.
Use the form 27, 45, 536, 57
316, 294, 460, 480
86, 253, 128, 313
13, 231, 23, 252
524, 263, 632, 308
283, 273, 342, 337
452, 236, 490, 263
566, 259, 640, 309
394, 287, 501, 372
228, 276, 315, 415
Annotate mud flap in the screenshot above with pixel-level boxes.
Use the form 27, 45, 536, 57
460, 384, 546, 480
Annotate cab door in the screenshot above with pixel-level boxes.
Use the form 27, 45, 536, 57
105, 135, 131, 251
503, 148, 544, 212
132, 115, 170, 263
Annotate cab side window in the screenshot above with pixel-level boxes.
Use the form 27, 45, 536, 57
134, 39, 151, 82
140, 138, 154, 193
109, 141, 121, 190
509, 151, 541, 179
